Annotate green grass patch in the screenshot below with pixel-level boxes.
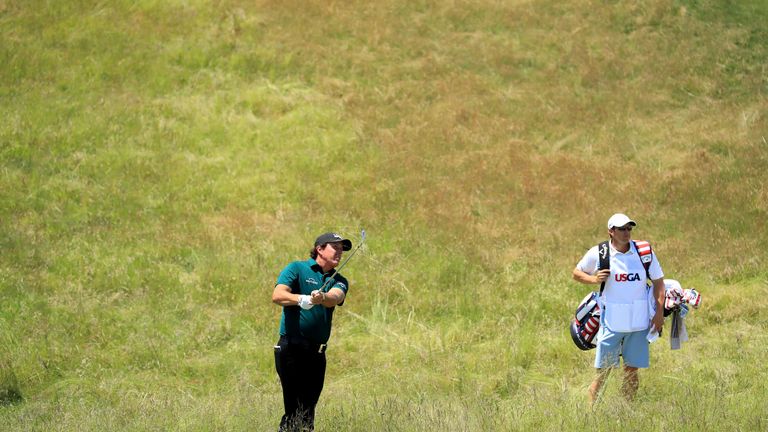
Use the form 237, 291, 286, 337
1, 0, 766, 429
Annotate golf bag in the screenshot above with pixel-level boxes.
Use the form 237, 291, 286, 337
664, 280, 702, 316
570, 291, 601, 350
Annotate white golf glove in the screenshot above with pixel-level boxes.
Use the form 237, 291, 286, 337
297, 295, 314, 310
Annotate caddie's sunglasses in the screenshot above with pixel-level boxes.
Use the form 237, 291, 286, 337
614, 226, 633, 232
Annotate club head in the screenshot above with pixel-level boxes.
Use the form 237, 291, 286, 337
360, 229, 366, 243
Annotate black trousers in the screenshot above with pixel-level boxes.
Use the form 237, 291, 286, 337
274, 336, 327, 432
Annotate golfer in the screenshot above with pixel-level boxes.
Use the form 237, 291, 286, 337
272, 232, 352, 431
572, 213, 665, 403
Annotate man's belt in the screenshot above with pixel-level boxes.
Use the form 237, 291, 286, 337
280, 335, 327, 353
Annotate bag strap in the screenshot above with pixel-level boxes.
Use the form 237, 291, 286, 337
632, 240, 653, 283
597, 240, 610, 295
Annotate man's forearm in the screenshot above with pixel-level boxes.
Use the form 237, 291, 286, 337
318, 288, 345, 307
573, 268, 598, 285
272, 284, 300, 306
652, 278, 665, 315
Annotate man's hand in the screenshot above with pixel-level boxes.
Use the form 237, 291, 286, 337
310, 290, 326, 305
573, 268, 610, 286
651, 312, 664, 333
297, 295, 314, 310
594, 269, 610, 284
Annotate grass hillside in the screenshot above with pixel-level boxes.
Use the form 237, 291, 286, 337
1, 0, 766, 430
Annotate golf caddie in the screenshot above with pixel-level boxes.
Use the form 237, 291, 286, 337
271, 232, 352, 432
572, 213, 665, 404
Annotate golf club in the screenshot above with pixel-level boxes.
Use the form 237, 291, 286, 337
319, 229, 366, 293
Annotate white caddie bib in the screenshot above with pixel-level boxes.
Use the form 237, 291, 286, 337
600, 243, 652, 332
603, 299, 650, 332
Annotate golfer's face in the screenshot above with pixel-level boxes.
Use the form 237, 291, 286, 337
318, 242, 344, 267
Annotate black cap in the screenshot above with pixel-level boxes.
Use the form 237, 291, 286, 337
314, 232, 352, 251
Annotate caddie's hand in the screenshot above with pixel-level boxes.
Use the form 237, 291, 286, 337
297, 295, 314, 310
651, 313, 664, 333
310, 290, 326, 305
594, 269, 610, 284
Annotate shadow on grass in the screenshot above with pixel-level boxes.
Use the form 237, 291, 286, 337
0, 388, 23, 406
0, 370, 24, 406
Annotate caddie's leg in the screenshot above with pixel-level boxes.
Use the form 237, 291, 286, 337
588, 368, 611, 405
591, 325, 622, 405
621, 366, 639, 401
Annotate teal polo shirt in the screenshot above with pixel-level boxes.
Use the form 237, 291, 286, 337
276, 259, 349, 344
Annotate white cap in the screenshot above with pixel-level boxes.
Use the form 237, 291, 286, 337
607, 213, 636, 229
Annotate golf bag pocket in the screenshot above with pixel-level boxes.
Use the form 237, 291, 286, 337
570, 291, 602, 350
603, 300, 649, 332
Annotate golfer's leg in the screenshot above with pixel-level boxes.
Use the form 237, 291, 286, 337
295, 352, 326, 430
275, 345, 301, 431
306, 353, 326, 429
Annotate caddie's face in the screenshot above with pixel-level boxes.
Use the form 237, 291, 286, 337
317, 242, 344, 267
609, 224, 633, 243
